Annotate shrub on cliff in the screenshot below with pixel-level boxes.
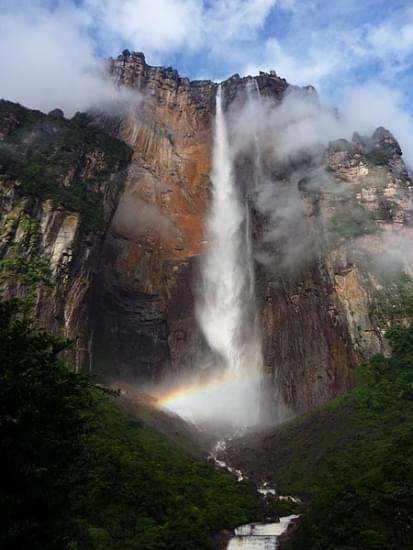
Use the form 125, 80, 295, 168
0, 100, 131, 231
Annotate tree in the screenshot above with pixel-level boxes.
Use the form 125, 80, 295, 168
0, 300, 93, 549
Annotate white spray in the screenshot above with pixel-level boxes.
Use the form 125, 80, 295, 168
194, 84, 263, 426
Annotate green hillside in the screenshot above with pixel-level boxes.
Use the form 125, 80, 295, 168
0, 300, 258, 550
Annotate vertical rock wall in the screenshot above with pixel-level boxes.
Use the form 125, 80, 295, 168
0, 102, 131, 371
1, 53, 412, 415
94, 52, 413, 413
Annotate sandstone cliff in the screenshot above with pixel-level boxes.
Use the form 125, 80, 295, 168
253, 127, 413, 412
93, 52, 296, 385
0, 101, 131, 371
92, 51, 413, 413
1, 52, 412, 416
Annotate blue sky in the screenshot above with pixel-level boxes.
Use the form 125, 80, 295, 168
1, 0, 413, 161
2, 1, 413, 94
78, 0, 413, 105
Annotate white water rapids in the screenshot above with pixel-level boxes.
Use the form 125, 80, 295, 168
210, 437, 300, 549
227, 516, 299, 549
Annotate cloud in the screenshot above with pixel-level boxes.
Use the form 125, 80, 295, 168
203, 0, 277, 44
225, 80, 413, 270
239, 1, 413, 103
84, 0, 281, 62
229, 87, 342, 161
84, 0, 204, 58
244, 37, 340, 89
338, 84, 413, 168
236, 2, 413, 167
0, 0, 284, 113
0, 1, 140, 116
1, 0, 413, 171
366, 8, 413, 60
112, 194, 178, 240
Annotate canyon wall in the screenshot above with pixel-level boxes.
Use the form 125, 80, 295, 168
95, 52, 413, 413
0, 102, 131, 371
1, 51, 412, 414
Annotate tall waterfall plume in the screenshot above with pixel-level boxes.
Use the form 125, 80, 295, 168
195, 84, 263, 426
156, 83, 265, 428
198, 85, 251, 373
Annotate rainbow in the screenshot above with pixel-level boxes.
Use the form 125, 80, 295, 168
156, 372, 231, 408
154, 371, 262, 426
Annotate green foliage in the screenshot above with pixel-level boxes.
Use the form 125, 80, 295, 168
276, 325, 413, 550
327, 139, 358, 154
269, 497, 303, 517
0, 299, 96, 549
364, 148, 393, 166
369, 272, 413, 327
328, 203, 379, 239
0, 300, 258, 550
68, 400, 257, 549
0, 100, 45, 126
0, 215, 51, 305
373, 199, 400, 222
399, 273, 413, 315
0, 100, 131, 231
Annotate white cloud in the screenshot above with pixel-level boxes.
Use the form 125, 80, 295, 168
204, 0, 277, 43
247, 28, 413, 167
84, 0, 280, 60
366, 10, 413, 59
84, 0, 204, 57
243, 37, 340, 87
0, 1, 141, 116
1, 0, 413, 174
339, 83, 413, 167
0, 0, 285, 112
239, 2, 413, 96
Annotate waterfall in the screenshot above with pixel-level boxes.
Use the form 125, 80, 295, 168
198, 84, 246, 374
157, 81, 288, 428
228, 516, 300, 549
195, 84, 263, 426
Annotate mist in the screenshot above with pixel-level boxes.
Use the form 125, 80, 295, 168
222, 81, 413, 273
339, 83, 413, 169
140, 76, 413, 432
0, 2, 141, 117
157, 86, 265, 430
112, 189, 179, 241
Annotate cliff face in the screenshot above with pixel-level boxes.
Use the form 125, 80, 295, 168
93, 52, 296, 383
250, 125, 413, 413
92, 52, 214, 379
92, 52, 413, 413
1, 52, 412, 416
0, 101, 131, 371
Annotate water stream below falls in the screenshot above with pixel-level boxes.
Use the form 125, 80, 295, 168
210, 437, 300, 549
227, 515, 300, 550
